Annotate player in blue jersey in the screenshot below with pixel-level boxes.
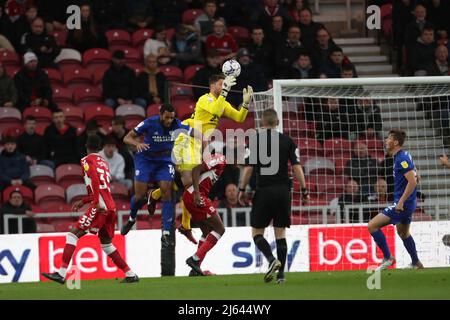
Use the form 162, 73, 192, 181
120, 104, 197, 245
368, 129, 424, 270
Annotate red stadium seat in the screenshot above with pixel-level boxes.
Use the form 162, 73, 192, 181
110, 182, 129, 201
0, 107, 21, 131
217, 116, 254, 134
55, 164, 84, 189
43, 68, 62, 85
73, 85, 103, 107
3, 185, 34, 204
62, 67, 93, 89
116, 200, 130, 211
182, 9, 204, 24
381, 4, 393, 39
295, 138, 323, 157
91, 64, 110, 85
34, 123, 48, 136
310, 175, 346, 195
146, 104, 161, 117
49, 29, 68, 46
106, 29, 131, 47
0, 50, 20, 67
5, 66, 19, 77
128, 63, 145, 76
122, 47, 142, 64
53, 219, 78, 232
228, 26, 250, 45
184, 64, 204, 83
55, 49, 82, 72
23, 107, 53, 125
1, 125, 24, 139
44, 203, 72, 213
323, 138, 352, 158
116, 104, 145, 127
35, 184, 66, 210
172, 99, 195, 120
357, 137, 383, 151
66, 183, 87, 204
84, 105, 114, 128
52, 87, 74, 104
132, 28, 154, 47
75, 124, 85, 136
283, 119, 315, 138
29, 164, 55, 186
160, 65, 183, 81
36, 222, 56, 233
170, 84, 193, 100
61, 105, 84, 127
83, 48, 112, 71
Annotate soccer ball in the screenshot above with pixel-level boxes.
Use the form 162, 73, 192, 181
222, 59, 241, 77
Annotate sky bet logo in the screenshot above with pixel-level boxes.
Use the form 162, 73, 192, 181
232, 240, 300, 270
0, 249, 30, 282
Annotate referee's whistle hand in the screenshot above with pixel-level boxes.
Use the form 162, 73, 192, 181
302, 194, 310, 204
238, 191, 247, 206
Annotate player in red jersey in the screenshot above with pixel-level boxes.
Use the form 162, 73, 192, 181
183, 153, 227, 276
42, 136, 138, 284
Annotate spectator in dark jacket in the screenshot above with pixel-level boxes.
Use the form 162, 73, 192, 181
0, 3, 37, 50
247, 26, 275, 79
425, 0, 448, 40
252, 0, 291, 33
17, 116, 46, 165
192, 49, 222, 100
404, 4, 429, 48
330, 179, 369, 223
345, 141, 379, 195
0, 136, 34, 192
0, 190, 36, 234
66, 3, 107, 54
103, 50, 146, 109
194, 0, 218, 42
20, 17, 61, 69
171, 24, 203, 70
77, 120, 107, 158
265, 15, 288, 48
298, 7, 324, 50
44, 109, 79, 167
393, 0, 415, 50
136, 54, 167, 106
315, 97, 350, 142
281, 51, 317, 79
0, 62, 18, 108
275, 24, 306, 77
353, 98, 383, 139
320, 46, 357, 78
407, 26, 437, 75
310, 27, 336, 69
126, 0, 154, 31
424, 44, 449, 76
14, 52, 57, 111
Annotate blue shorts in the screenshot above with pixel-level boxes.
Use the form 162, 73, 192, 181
134, 154, 175, 183
382, 202, 416, 225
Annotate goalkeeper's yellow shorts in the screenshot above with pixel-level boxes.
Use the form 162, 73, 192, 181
172, 132, 202, 172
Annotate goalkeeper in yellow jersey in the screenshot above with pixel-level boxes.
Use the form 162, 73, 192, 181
147, 74, 253, 240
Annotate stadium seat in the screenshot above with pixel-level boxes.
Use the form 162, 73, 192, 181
23, 107, 53, 125
66, 183, 87, 204
146, 104, 161, 117
52, 87, 74, 104
109, 182, 129, 201
172, 99, 195, 120
73, 85, 103, 108
55, 48, 82, 72
0, 107, 21, 131
34, 123, 48, 136
84, 105, 114, 127
43, 68, 62, 85
106, 29, 131, 47
160, 65, 183, 81
44, 203, 72, 213
49, 29, 68, 46
132, 28, 154, 47
29, 164, 55, 186
295, 138, 323, 157
308, 213, 337, 225
35, 184, 66, 210
0, 50, 20, 67
310, 175, 346, 195
0, 125, 23, 139
291, 212, 309, 225
129, 63, 145, 75
53, 218, 78, 232
116, 104, 145, 128
55, 164, 84, 189
2, 185, 34, 204
303, 157, 335, 176
115, 200, 130, 211
357, 137, 383, 151
83, 48, 112, 71
283, 119, 316, 138
62, 67, 93, 89
184, 64, 204, 83
381, 4, 393, 39
182, 9, 204, 24
170, 84, 193, 100
165, 28, 175, 41
217, 116, 254, 134
5, 66, 19, 77
228, 26, 250, 45
333, 157, 349, 175
122, 47, 142, 64
36, 222, 56, 233
92, 64, 110, 85
75, 124, 85, 136
323, 138, 352, 158
61, 105, 84, 127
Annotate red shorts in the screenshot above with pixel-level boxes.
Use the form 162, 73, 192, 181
76, 206, 117, 239
182, 192, 217, 222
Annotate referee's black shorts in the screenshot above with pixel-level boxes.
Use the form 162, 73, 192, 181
250, 184, 291, 229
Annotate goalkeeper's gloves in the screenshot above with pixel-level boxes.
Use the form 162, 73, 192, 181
242, 85, 253, 109
220, 75, 236, 98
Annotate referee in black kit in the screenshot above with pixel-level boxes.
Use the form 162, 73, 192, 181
238, 109, 309, 284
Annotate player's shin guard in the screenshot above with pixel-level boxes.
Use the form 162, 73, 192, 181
402, 235, 419, 265
129, 196, 146, 220
198, 236, 206, 264
195, 231, 221, 261
161, 200, 174, 233
276, 238, 287, 274
253, 234, 275, 263
370, 230, 391, 259
181, 201, 191, 230
101, 243, 131, 274
59, 233, 78, 277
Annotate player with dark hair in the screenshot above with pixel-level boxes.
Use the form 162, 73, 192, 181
42, 135, 139, 284
238, 109, 309, 284
368, 129, 423, 270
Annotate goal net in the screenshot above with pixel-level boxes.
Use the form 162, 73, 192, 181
250, 76, 450, 271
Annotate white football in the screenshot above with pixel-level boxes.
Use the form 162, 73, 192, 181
222, 59, 241, 77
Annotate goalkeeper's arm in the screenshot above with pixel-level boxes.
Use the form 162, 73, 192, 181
222, 85, 253, 123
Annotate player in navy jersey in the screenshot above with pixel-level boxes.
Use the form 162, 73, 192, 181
121, 104, 198, 245
368, 129, 423, 270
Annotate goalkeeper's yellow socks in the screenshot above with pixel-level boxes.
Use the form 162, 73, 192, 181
181, 200, 191, 230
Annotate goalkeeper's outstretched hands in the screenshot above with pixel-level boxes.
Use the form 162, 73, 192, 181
242, 85, 253, 108
220, 75, 236, 98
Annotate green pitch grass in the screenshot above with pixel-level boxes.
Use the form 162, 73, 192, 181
1, 268, 450, 300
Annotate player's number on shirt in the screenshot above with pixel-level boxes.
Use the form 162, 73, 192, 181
168, 164, 175, 178
97, 167, 111, 191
